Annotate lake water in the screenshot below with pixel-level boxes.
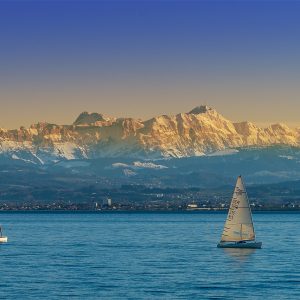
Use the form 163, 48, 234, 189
0, 211, 299, 299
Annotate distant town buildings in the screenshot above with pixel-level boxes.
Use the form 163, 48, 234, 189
102, 198, 112, 208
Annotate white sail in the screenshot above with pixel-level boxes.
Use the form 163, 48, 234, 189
221, 176, 255, 242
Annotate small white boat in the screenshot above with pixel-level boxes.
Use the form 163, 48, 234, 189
0, 226, 8, 243
217, 176, 262, 249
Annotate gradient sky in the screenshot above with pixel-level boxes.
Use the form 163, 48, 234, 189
1, 0, 300, 128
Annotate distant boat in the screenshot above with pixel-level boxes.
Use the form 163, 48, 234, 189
0, 226, 8, 243
217, 176, 262, 249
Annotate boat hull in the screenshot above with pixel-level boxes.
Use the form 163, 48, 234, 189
217, 241, 262, 249
0, 236, 8, 243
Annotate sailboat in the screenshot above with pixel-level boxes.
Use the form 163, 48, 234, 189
217, 176, 262, 249
0, 226, 8, 243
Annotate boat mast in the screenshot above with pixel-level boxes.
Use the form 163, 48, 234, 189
240, 224, 242, 241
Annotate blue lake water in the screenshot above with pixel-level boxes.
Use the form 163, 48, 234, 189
0, 211, 299, 299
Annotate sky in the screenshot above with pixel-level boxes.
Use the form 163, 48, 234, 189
1, 0, 300, 128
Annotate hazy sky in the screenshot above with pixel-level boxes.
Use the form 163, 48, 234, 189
1, 0, 300, 128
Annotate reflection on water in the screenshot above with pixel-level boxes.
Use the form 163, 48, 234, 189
222, 248, 256, 263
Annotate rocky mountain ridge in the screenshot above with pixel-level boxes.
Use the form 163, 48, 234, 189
0, 105, 299, 163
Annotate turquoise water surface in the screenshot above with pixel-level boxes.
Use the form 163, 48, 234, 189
0, 211, 299, 299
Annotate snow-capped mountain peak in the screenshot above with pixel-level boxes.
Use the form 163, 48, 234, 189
0, 106, 299, 163
188, 105, 213, 114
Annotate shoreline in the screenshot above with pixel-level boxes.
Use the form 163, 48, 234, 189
0, 208, 299, 213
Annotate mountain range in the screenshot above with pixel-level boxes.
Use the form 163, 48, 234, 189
1, 107, 300, 204
0, 105, 299, 164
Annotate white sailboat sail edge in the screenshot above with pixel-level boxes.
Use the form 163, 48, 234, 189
220, 176, 255, 242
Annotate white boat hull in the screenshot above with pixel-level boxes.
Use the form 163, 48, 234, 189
0, 236, 8, 243
217, 241, 262, 249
